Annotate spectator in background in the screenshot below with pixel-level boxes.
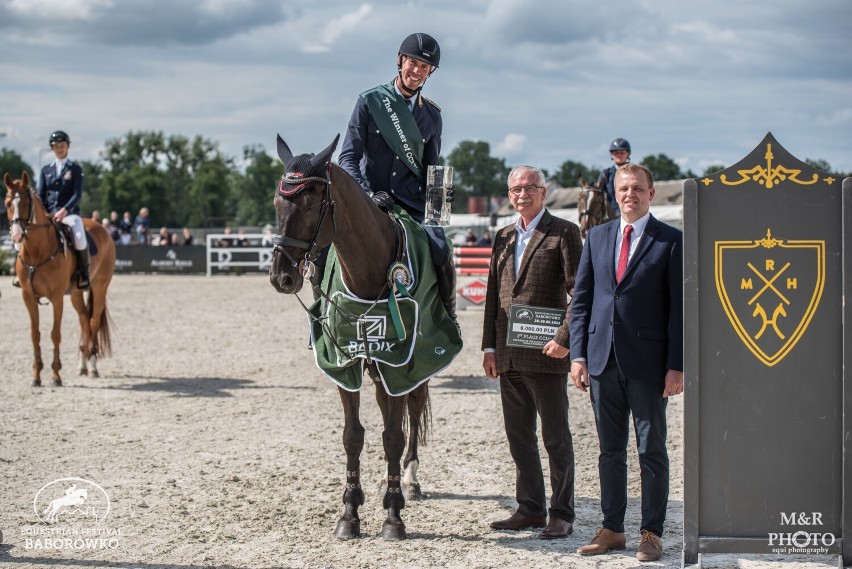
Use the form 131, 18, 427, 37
182, 227, 194, 246
135, 207, 151, 245
90, 210, 101, 223
102, 217, 119, 243
235, 228, 249, 247
157, 226, 171, 246
170, 233, 180, 246
476, 231, 492, 246
218, 226, 234, 247
119, 211, 133, 245
465, 230, 477, 246
261, 224, 274, 247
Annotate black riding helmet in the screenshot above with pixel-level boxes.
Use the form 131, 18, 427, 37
609, 138, 631, 154
396, 33, 440, 97
49, 130, 70, 146
398, 32, 441, 68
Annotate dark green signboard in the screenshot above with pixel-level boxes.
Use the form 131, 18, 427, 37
683, 133, 851, 566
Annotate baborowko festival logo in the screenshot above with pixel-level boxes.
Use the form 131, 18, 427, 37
21, 477, 124, 550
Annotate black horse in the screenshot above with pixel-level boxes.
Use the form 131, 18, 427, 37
269, 135, 432, 540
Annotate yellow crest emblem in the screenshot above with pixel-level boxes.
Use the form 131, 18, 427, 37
715, 229, 825, 366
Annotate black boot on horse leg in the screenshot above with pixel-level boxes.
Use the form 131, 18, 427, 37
76, 248, 91, 290
375, 383, 408, 540
382, 474, 407, 540
335, 388, 366, 539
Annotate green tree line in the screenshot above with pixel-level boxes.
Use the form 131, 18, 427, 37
2, 134, 849, 222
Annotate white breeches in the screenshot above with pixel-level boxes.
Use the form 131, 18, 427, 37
63, 214, 87, 250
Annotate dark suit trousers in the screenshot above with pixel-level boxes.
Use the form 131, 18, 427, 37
589, 352, 669, 536
499, 367, 575, 522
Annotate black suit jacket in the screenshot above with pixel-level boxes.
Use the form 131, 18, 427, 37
569, 215, 683, 380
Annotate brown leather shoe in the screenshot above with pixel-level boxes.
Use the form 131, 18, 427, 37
636, 529, 663, 562
489, 511, 546, 531
577, 527, 627, 555
539, 517, 573, 539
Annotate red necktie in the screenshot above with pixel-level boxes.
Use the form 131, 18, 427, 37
616, 224, 633, 283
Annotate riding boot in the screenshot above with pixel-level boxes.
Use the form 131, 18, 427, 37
434, 256, 457, 322
77, 248, 91, 290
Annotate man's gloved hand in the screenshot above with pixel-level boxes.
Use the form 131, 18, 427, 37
371, 191, 395, 212
446, 184, 455, 203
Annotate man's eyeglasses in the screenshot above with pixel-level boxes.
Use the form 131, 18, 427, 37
508, 185, 543, 196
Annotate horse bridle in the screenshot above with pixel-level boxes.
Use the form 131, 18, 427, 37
7, 186, 52, 240
272, 169, 337, 278
578, 187, 610, 224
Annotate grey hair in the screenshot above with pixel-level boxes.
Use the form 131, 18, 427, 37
507, 165, 546, 187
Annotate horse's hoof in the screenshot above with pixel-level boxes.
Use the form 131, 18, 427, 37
79, 369, 88, 377
31, 378, 42, 387
52, 378, 62, 387
90, 371, 99, 379
402, 483, 422, 501
334, 518, 361, 540
381, 520, 407, 540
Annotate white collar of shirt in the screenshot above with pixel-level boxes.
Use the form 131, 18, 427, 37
513, 208, 546, 277
54, 158, 68, 177
393, 84, 416, 111
516, 207, 546, 235
615, 212, 651, 270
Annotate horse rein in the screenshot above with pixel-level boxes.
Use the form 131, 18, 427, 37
7, 186, 67, 297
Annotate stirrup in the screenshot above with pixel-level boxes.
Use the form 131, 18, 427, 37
77, 274, 91, 290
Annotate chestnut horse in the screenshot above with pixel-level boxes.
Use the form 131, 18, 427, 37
577, 175, 614, 238
269, 135, 431, 541
4, 171, 115, 386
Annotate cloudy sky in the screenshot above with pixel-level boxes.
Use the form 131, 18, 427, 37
1, 0, 850, 178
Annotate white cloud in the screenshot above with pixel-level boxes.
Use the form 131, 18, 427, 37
300, 4, 374, 54
494, 134, 527, 157
8, 0, 112, 19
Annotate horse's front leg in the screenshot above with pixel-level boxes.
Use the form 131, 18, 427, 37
402, 383, 429, 500
48, 295, 64, 385
334, 388, 365, 540
70, 290, 90, 376
22, 291, 43, 386
375, 381, 407, 540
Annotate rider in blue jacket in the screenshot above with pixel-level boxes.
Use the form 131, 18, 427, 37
13, 130, 89, 289
338, 33, 456, 321
595, 138, 631, 219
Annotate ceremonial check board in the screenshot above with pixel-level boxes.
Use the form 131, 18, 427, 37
506, 304, 566, 349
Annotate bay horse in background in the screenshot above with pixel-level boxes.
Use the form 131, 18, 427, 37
268, 134, 430, 540
4, 171, 115, 386
577, 174, 615, 238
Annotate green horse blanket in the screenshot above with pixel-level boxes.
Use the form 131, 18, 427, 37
308, 209, 463, 396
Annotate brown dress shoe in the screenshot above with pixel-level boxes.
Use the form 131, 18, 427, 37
577, 527, 627, 555
539, 517, 573, 539
636, 529, 663, 561
489, 511, 546, 531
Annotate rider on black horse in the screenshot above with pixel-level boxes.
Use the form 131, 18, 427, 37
337, 33, 457, 322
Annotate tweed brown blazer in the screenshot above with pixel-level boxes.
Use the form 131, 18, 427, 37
481, 210, 583, 374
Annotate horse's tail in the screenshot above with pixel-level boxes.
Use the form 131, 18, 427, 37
405, 383, 432, 446
87, 291, 113, 358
